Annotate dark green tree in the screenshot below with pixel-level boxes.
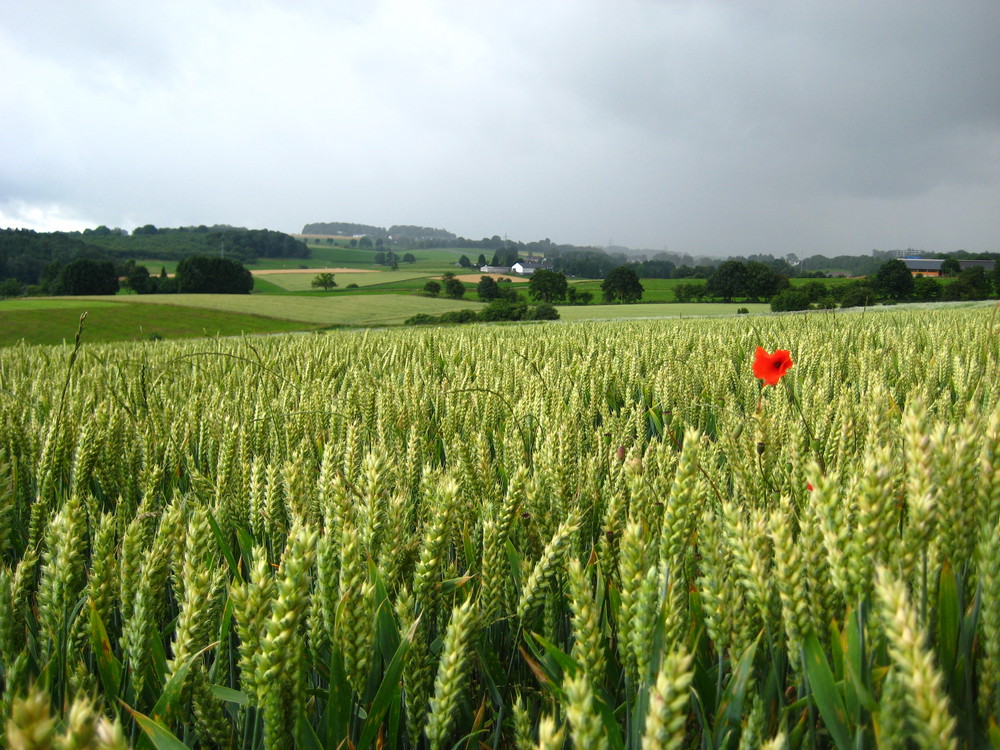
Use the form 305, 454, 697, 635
528, 269, 568, 303
840, 285, 877, 308
374, 252, 386, 265
423, 280, 441, 296
800, 281, 829, 303
744, 261, 785, 301
530, 303, 560, 320
477, 276, 500, 301
706, 260, 749, 302
479, 299, 529, 321
912, 276, 942, 301
402, 253, 416, 263
601, 266, 644, 303
126, 264, 151, 294
944, 267, 991, 300
769, 289, 811, 312
175, 255, 253, 294
311, 272, 337, 291
0, 278, 23, 298
477, 254, 487, 267
940, 257, 961, 276
57, 258, 119, 295
458, 255, 472, 268
874, 259, 914, 300
40, 261, 64, 293
673, 282, 704, 303
445, 277, 466, 299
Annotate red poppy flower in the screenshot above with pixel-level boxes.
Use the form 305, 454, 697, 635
807, 482, 814, 491
753, 347, 793, 386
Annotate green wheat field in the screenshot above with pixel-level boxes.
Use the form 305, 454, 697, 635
1, 305, 999, 748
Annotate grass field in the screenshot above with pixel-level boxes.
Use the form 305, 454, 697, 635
255, 270, 433, 291
0, 299, 311, 346
63, 292, 486, 327
302, 244, 477, 270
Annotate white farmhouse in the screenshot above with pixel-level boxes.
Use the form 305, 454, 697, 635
511, 261, 543, 275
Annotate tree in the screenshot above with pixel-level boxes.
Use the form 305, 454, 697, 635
940, 257, 961, 276
479, 299, 528, 321
530, 303, 560, 320
706, 260, 749, 302
528, 269, 568, 303
175, 255, 253, 293
840, 285, 876, 308
126, 264, 151, 294
874, 259, 914, 300
744, 261, 785, 301
945, 266, 991, 300
601, 266, 644, 303
495, 279, 519, 301
769, 289, 811, 312
445, 277, 466, 299
800, 281, 829, 303
458, 255, 472, 268
477, 254, 487, 267
374, 252, 386, 265
402, 253, 416, 263
477, 276, 500, 301
423, 280, 441, 296
0, 278, 23, 298
311, 272, 337, 291
57, 258, 119, 295
912, 276, 942, 301
673, 282, 704, 303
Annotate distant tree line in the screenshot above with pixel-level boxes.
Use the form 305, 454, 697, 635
767, 258, 1000, 312
405, 300, 559, 326
80, 226, 307, 262
302, 222, 457, 242
0, 226, 303, 292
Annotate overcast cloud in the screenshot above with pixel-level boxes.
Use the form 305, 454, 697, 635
1, 0, 998, 255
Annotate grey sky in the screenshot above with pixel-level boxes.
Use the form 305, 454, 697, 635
2, 1, 998, 256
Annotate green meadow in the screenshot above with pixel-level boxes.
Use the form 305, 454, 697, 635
255, 270, 433, 291
0, 299, 311, 347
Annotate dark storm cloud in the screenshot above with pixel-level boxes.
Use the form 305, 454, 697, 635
1, 0, 997, 254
